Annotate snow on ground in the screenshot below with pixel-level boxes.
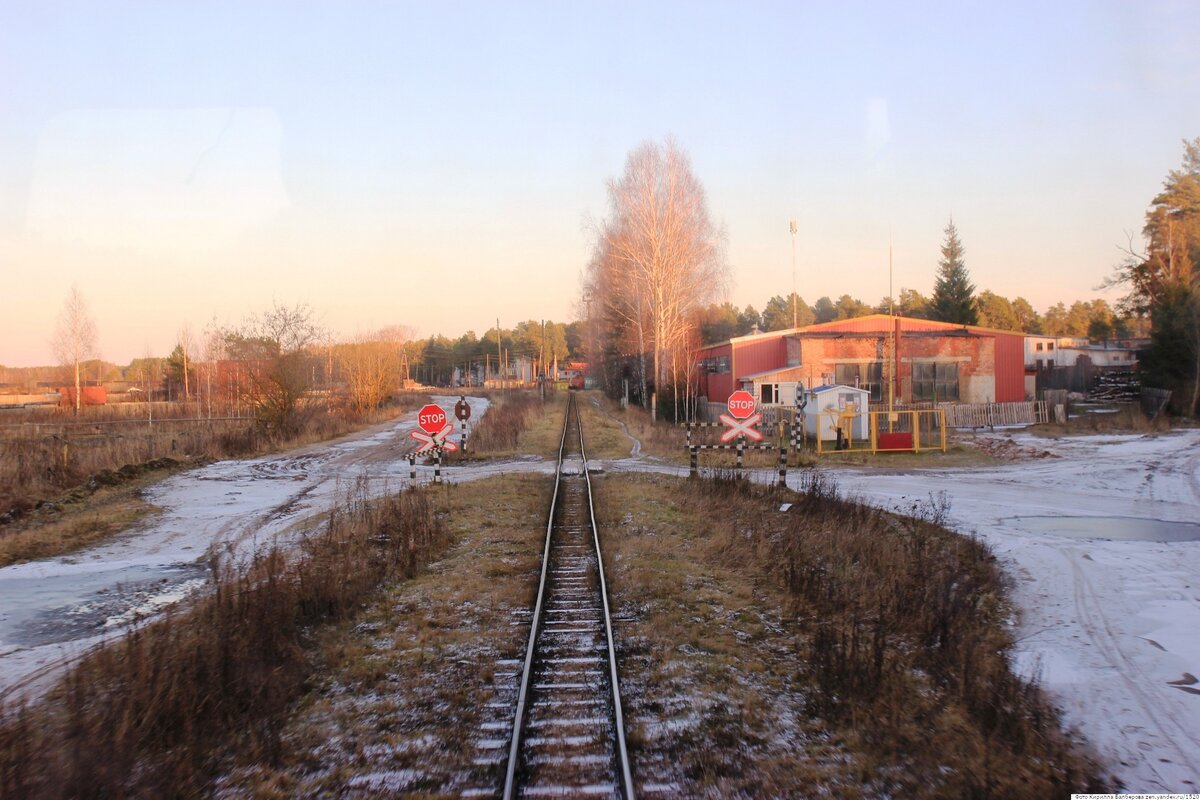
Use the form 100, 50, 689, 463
823, 429, 1200, 793
4, 396, 1197, 792
0, 396, 499, 702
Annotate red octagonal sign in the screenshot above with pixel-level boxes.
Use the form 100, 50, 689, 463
727, 390, 756, 420
417, 403, 448, 434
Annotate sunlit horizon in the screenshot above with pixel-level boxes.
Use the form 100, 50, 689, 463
4, 1, 1199, 368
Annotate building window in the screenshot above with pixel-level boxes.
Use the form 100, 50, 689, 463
1036, 342, 1044, 351
912, 362, 959, 402
760, 384, 777, 404
700, 355, 730, 374
835, 362, 883, 401
1047, 343, 1054, 351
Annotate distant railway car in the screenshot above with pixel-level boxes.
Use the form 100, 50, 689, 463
59, 386, 108, 406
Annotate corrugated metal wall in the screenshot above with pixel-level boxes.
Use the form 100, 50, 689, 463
993, 332, 1027, 401
733, 335, 788, 378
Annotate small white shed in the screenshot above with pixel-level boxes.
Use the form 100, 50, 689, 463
739, 366, 805, 407
802, 384, 870, 442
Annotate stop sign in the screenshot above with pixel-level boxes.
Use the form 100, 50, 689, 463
727, 390, 756, 420
417, 403, 448, 434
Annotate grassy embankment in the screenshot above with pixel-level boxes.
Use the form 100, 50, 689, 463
0, 393, 430, 566
0, 477, 451, 799
596, 471, 1110, 796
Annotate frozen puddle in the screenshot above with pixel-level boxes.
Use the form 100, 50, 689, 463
1012, 516, 1200, 542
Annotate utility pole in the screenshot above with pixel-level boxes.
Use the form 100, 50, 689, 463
789, 219, 799, 329
496, 318, 502, 390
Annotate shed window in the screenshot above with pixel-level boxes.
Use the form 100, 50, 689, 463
912, 363, 959, 402
1036, 342, 1044, 351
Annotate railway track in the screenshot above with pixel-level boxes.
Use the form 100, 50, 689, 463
503, 394, 635, 799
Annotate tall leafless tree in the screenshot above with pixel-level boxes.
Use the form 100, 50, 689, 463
226, 303, 325, 436
585, 138, 728, 419
51, 284, 99, 414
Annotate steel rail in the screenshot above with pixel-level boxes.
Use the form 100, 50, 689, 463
502, 393, 635, 800
578, 397, 636, 799
502, 392, 571, 799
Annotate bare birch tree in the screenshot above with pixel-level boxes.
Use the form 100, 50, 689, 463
51, 284, 99, 414
338, 328, 408, 415
586, 138, 728, 418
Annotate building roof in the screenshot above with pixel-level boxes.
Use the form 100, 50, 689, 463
722, 314, 1024, 347
811, 383, 868, 394
800, 314, 1024, 337
738, 366, 805, 381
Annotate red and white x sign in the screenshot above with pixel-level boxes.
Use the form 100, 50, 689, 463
410, 422, 460, 453
719, 412, 763, 442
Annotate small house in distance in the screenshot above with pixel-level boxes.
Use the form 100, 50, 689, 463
695, 315, 1027, 407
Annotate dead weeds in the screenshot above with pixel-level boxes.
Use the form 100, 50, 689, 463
212, 473, 551, 798
593, 471, 1112, 798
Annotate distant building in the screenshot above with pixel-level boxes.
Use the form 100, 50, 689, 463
1024, 335, 1141, 371
695, 315, 1028, 405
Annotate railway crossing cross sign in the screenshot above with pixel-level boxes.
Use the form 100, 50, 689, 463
411, 403, 459, 453
721, 390, 763, 442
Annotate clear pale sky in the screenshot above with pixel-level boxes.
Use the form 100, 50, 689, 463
2, 1, 1198, 367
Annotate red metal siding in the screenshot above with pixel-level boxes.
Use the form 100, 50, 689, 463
695, 343, 733, 403
733, 335, 788, 379
993, 332, 1026, 401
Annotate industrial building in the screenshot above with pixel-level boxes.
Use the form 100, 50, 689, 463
695, 315, 1028, 406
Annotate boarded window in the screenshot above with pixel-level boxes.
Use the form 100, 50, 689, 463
912, 362, 959, 401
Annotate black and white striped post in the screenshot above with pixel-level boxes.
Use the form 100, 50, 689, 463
689, 445, 698, 476
736, 434, 744, 473
778, 446, 788, 486
434, 447, 442, 485
409, 453, 416, 483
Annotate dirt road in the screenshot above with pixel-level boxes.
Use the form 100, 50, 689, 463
0, 396, 493, 702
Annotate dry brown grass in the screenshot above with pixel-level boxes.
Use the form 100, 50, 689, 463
593, 471, 1111, 797
1028, 401, 1170, 437
0, 479, 449, 800
0, 398, 425, 561
0, 399, 424, 508
0, 461, 180, 567
213, 472, 552, 796
457, 390, 566, 459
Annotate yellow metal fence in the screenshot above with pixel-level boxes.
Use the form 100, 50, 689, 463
814, 409, 946, 455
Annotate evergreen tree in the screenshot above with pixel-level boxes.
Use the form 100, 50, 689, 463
929, 219, 978, 325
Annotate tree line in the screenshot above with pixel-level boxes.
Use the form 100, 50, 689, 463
21, 291, 585, 435
1108, 137, 1200, 415
693, 291, 1131, 346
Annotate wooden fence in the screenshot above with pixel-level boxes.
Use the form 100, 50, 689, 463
937, 401, 1048, 428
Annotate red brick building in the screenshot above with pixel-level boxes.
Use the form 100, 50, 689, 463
695, 315, 1027, 405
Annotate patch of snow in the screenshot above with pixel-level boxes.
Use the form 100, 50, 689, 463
821, 428, 1200, 792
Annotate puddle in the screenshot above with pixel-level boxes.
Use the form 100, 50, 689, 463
1011, 516, 1200, 542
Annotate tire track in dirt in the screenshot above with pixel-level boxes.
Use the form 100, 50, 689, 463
1063, 548, 1200, 787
